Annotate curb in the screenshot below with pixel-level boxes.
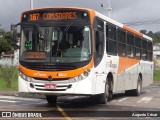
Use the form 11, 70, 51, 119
0, 90, 45, 99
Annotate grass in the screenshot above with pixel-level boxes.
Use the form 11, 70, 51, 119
0, 67, 18, 91
154, 70, 160, 81
0, 78, 18, 90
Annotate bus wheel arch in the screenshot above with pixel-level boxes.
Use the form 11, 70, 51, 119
97, 72, 114, 104
139, 73, 142, 84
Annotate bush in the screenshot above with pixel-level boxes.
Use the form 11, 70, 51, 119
0, 66, 18, 88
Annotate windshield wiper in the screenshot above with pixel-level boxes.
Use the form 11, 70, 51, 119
64, 22, 73, 32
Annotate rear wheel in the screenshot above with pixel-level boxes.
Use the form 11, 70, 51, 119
133, 76, 142, 96
46, 95, 57, 104
125, 75, 142, 96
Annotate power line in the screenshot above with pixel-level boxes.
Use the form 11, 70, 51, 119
123, 19, 160, 26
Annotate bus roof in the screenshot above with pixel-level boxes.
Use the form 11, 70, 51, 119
95, 11, 152, 41
21, 7, 152, 41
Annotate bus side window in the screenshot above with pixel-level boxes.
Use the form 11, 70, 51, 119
135, 36, 142, 59
95, 31, 100, 53
106, 24, 117, 55
117, 28, 126, 57
126, 33, 134, 58
147, 41, 153, 61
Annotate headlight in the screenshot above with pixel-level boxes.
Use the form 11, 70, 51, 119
19, 71, 32, 81
78, 69, 91, 80
68, 69, 91, 83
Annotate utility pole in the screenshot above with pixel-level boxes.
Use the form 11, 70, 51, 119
101, 0, 112, 18
30, 0, 33, 10
107, 0, 112, 18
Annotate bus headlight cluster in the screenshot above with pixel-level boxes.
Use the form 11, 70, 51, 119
69, 69, 91, 83
19, 71, 32, 82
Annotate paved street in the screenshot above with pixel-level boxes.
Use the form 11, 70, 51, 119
0, 83, 160, 119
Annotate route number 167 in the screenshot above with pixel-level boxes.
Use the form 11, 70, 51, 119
30, 13, 40, 21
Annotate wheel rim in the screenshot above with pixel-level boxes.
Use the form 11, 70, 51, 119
137, 81, 141, 94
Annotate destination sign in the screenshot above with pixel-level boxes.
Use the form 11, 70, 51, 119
25, 52, 46, 59
22, 9, 89, 22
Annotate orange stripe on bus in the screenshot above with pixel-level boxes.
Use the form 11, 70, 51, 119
19, 58, 93, 79
118, 57, 140, 74
123, 25, 143, 37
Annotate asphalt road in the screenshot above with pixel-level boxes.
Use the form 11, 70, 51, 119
0, 83, 160, 120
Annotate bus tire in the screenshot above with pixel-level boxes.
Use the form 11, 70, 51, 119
98, 79, 109, 104
125, 76, 142, 96
108, 78, 113, 99
46, 95, 57, 104
133, 76, 142, 96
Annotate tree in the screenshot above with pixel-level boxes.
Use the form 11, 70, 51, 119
153, 32, 160, 44
0, 29, 13, 56
0, 37, 11, 55
0, 29, 5, 37
139, 30, 160, 44
147, 31, 154, 38
140, 30, 147, 35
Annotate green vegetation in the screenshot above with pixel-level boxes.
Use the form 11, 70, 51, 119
140, 30, 160, 44
0, 29, 19, 56
0, 67, 18, 90
154, 70, 160, 81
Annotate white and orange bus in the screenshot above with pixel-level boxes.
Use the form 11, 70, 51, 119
13, 7, 153, 104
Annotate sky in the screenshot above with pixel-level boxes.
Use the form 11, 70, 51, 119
0, 0, 160, 32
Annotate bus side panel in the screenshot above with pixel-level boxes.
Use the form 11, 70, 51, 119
117, 57, 140, 91
140, 61, 153, 88
117, 60, 153, 91
94, 54, 119, 94
94, 54, 108, 94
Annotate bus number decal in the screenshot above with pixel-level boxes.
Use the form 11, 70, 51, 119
30, 13, 40, 21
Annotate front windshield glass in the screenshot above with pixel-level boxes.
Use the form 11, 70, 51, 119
20, 24, 91, 63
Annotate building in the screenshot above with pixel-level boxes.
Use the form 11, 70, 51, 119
153, 43, 160, 69
0, 50, 19, 67
153, 43, 160, 59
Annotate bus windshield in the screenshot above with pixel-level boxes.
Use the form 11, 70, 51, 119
20, 23, 92, 63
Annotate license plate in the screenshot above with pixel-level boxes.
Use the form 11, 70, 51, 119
44, 84, 57, 89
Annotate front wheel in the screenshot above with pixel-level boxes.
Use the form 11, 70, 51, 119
98, 80, 109, 104
46, 95, 57, 104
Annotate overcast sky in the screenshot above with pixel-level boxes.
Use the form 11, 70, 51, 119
0, 0, 160, 32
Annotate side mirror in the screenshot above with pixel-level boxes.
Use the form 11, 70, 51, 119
11, 23, 20, 49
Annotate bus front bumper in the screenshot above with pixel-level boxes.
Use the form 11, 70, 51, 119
18, 76, 94, 95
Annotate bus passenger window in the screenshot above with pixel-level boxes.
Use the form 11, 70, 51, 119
117, 29, 126, 56
106, 24, 117, 55
127, 33, 134, 58
135, 48, 141, 59
147, 41, 153, 61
